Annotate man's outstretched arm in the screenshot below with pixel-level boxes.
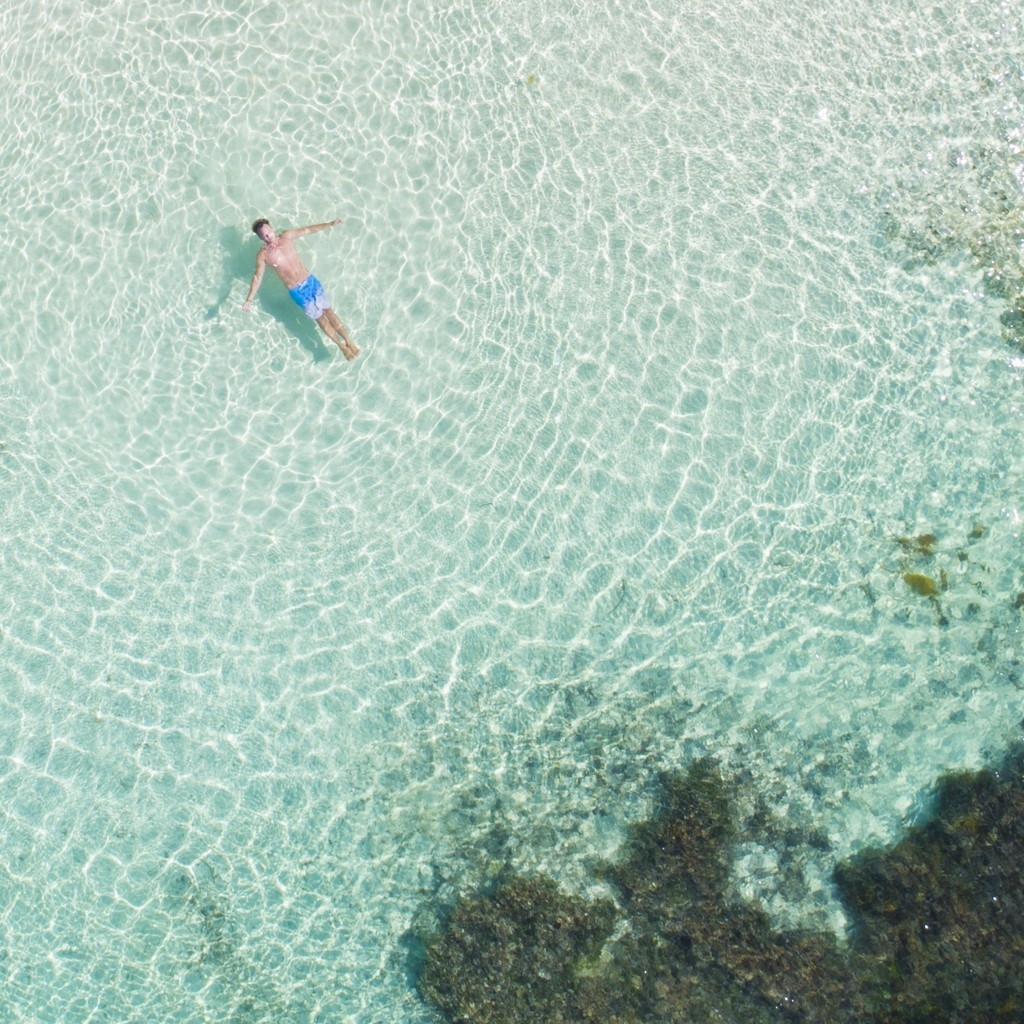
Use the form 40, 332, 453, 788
242, 251, 266, 311
285, 218, 343, 239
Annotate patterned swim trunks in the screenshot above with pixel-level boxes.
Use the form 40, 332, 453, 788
288, 275, 331, 319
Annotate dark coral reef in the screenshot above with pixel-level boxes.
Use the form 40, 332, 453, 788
416, 748, 1024, 1024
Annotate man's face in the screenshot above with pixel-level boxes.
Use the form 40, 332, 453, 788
258, 223, 276, 243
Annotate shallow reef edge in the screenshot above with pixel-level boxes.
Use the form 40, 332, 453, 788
414, 747, 1024, 1024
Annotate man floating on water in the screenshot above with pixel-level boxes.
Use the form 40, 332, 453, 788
243, 217, 360, 360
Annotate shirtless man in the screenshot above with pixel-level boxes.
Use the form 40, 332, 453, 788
243, 218, 360, 360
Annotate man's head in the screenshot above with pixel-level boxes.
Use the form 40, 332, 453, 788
252, 218, 273, 242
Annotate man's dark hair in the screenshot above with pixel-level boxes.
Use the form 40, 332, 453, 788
252, 218, 270, 236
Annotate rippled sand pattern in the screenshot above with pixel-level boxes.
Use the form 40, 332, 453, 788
2, 0, 1024, 1020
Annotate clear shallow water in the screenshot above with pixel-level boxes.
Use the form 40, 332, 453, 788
2, 0, 1024, 1020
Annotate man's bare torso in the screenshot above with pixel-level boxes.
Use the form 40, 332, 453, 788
243, 217, 359, 360
259, 233, 311, 289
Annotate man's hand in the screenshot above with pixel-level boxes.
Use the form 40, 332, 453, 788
242, 301, 252, 312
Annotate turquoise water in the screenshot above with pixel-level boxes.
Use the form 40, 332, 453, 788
2, 0, 1024, 1020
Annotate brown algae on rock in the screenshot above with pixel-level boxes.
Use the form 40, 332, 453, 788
903, 571, 940, 597
897, 533, 938, 556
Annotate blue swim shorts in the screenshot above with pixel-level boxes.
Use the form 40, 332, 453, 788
288, 275, 331, 319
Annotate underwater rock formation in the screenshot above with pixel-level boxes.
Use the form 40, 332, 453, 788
599, 759, 856, 1024
835, 750, 1024, 1023
878, 73, 1024, 347
417, 875, 616, 1024
417, 749, 1024, 1024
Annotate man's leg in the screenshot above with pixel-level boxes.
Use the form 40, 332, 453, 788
316, 313, 358, 360
327, 308, 359, 358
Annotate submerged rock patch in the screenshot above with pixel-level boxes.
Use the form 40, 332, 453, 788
416, 749, 1024, 1023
